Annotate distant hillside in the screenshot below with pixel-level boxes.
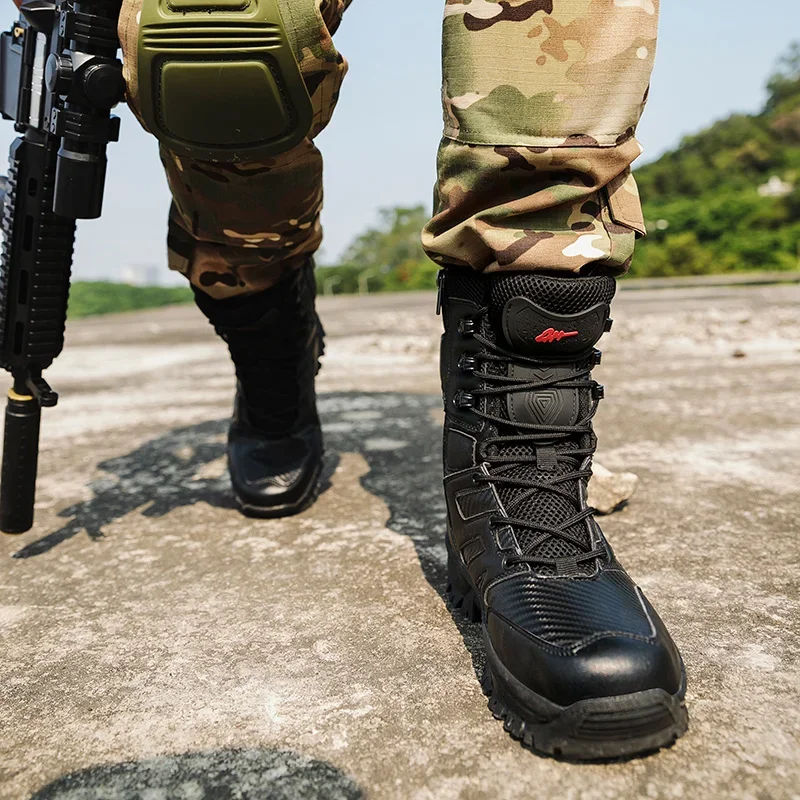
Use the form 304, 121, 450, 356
69, 282, 192, 318
632, 43, 800, 277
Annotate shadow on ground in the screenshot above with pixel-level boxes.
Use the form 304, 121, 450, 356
14, 392, 483, 672
28, 747, 364, 799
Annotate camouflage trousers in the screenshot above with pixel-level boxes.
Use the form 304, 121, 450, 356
118, 0, 659, 299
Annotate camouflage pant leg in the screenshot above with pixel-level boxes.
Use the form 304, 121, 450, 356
422, 0, 659, 276
118, 0, 352, 298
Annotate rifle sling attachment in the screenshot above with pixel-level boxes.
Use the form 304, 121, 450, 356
136, 0, 313, 163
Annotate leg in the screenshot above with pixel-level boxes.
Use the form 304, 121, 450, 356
120, 0, 352, 299
424, 0, 656, 275
163, 139, 325, 298
118, 0, 352, 516
433, 1, 689, 759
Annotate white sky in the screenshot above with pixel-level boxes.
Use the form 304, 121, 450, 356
0, 0, 797, 282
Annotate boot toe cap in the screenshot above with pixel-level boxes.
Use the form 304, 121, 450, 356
485, 570, 684, 707
229, 425, 323, 514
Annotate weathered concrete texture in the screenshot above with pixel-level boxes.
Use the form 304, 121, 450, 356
1, 285, 799, 799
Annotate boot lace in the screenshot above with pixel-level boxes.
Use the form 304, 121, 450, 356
460, 307, 607, 571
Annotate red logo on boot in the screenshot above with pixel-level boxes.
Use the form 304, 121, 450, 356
535, 328, 580, 344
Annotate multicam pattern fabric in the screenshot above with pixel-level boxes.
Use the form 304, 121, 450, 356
423, 0, 658, 275
439, 0, 658, 146
117, 0, 658, 296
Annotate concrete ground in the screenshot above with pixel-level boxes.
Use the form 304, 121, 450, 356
1, 284, 799, 799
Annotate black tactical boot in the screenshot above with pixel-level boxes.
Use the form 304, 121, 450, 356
195, 260, 324, 517
438, 268, 688, 760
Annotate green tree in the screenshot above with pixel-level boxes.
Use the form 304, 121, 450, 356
631, 41, 800, 278
318, 205, 436, 294
68, 282, 192, 318
341, 205, 429, 273
766, 41, 800, 113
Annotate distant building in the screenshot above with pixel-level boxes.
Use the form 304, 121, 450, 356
121, 264, 187, 287
758, 175, 793, 198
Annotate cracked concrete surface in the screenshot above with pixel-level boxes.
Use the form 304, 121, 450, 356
1, 285, 799, 799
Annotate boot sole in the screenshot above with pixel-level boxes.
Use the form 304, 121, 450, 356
446, 539, 689, 761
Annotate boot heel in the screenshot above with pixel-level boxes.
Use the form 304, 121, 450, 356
446, 541, 482, 623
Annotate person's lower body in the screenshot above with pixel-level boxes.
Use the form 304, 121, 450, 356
425, 0, 688, 759
118, 0, 688, 757
118, 0, 351, 514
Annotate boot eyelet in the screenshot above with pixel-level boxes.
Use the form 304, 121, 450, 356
477, 444, 494, 461
458, 317, 477, 336
592, 383, 605, 401
458, 354, 477, 373
592, 348, 603, 366
455, 390, 475, 410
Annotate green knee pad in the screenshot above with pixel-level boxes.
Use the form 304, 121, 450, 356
137, 0, 313, 162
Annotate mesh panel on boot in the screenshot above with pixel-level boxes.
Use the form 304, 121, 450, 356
496, 443, 590, 561
489, 273, 616, 315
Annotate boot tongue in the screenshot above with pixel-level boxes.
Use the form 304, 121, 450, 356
486, 273, 616, 432
482, 274, 617, 574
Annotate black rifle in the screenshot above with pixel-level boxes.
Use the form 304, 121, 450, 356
0, 0, 124, 533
